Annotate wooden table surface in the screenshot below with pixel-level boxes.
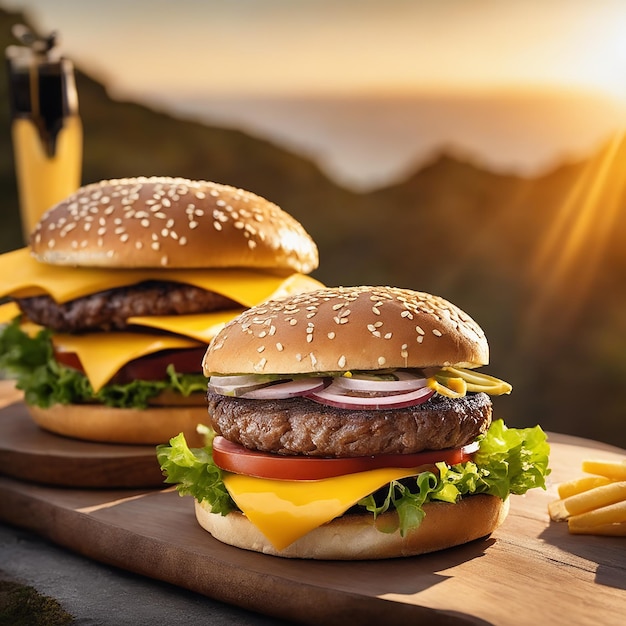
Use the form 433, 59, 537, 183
0, 379, 624, 625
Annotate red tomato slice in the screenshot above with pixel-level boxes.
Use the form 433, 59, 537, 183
54, 347, 206, 383
212, 436, 479, 481
54, 350, 84, 372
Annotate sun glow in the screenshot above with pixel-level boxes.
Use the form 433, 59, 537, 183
523, 131, 626, 343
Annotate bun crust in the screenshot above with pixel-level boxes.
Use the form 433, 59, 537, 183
195, 494, 509, 560
30, 177, 318, 274
27, 403, 207, 446
203, 286, 489, 375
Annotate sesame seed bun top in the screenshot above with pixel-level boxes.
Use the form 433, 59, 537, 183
202, 286, 489, 375
29, 177, 319, 274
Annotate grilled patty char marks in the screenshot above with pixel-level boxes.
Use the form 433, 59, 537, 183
16, 281, 239, 332
207, 390, 492, 457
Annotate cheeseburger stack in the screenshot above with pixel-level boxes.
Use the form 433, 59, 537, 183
0, 176, 322, 445
159, 286, 550, 559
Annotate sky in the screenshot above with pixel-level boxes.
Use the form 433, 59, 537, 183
4, 0, 626, 100
3, 0, 626, 188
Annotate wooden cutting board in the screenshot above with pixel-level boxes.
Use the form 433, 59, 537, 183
0, 397, 164, 488
0, 432, 624, 625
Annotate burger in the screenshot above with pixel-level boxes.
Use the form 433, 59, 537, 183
0, 176, 322, 445
157, 286, 550, 559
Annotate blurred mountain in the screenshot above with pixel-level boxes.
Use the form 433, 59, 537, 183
1, 8, 625, 447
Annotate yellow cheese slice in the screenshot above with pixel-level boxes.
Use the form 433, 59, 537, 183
128, 309, 245, 344
0, 301, 20, 324
223, 467, 422, 550
0, 247, 323, 305
52, 332, 202, 392
127, 271, 325, 344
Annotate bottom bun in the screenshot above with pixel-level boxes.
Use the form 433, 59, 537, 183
194, 494, 510, 560
28, 403, 208, 446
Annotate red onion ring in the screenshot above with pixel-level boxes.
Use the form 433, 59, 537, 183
239, 377, 327, 399
306, 383, 435, 410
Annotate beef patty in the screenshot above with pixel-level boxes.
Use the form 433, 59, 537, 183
16, 281, 239, 333
207, 390, 492, 457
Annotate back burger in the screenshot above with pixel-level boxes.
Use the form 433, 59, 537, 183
0, 176, 322, 445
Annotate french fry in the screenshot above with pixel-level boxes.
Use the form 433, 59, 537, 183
567, 500, 626, 532
581, 459, 626, 481
557, 475, 612, 499
548, 499, 570, 522
549, 457, 626, 536
568, 521, 626, 537
551, 481, 626, 520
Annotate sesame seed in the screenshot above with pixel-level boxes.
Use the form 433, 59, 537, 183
378, 356, 386, 366
432, 329, 443, 337
338, 355, 346, 368
276, 343, 284, 351
327, 332, 336, 339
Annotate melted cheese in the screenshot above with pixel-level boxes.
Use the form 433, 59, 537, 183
223, 467, 422, 550
0, 247, 323, 305
128, 309, 245, 344
0, 301, 20, 324
2, 304, 237, 388
0, 248, 324, 392
52, 332, 202, 392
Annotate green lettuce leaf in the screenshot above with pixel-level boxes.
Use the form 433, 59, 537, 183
156, 418, 551, 534
156, 429, 233, 515
0, 316, 207, 409
360, 419, 550, 535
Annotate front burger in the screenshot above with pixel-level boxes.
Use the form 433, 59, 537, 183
158, 286, 550, 559
0, 176, 322, 445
